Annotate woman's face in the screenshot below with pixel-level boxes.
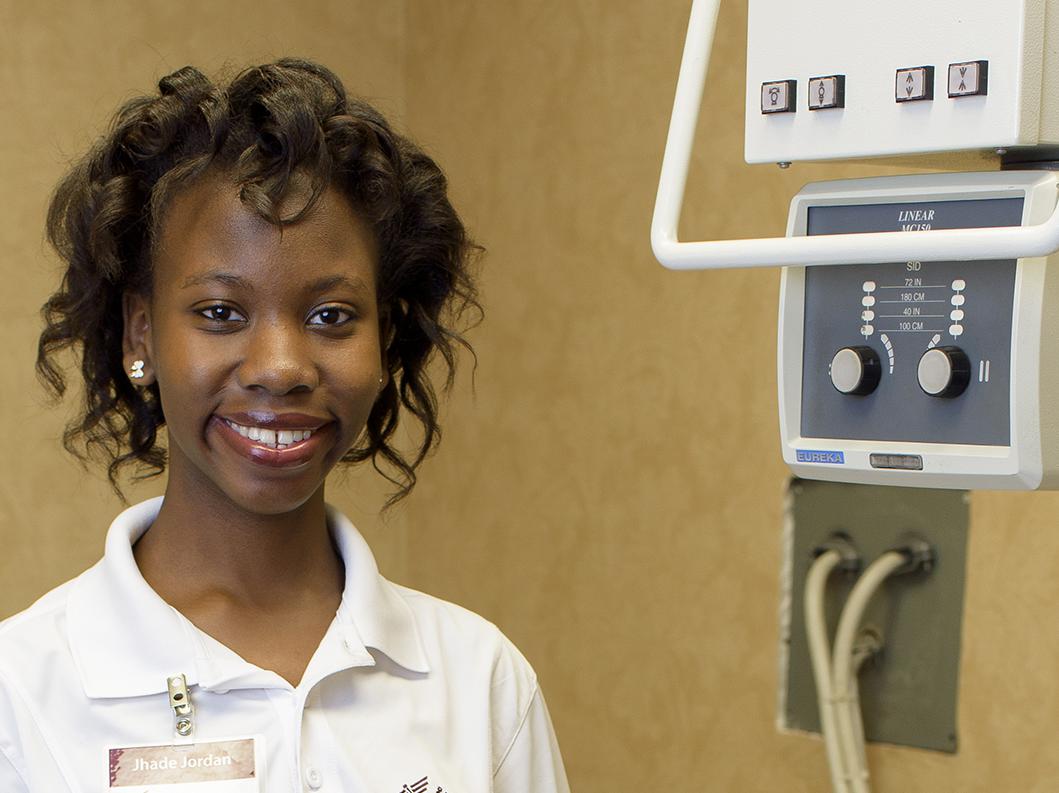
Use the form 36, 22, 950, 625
124, 174, 385, 516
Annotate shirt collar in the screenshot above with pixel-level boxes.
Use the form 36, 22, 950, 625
67, 496, 430, 700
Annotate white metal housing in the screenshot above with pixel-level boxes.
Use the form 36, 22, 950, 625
745, 0, 1053, 163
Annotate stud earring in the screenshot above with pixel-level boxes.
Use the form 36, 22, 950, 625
129, 360, 145, 380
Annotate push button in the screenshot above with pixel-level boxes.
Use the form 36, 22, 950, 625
761, 80, 797, 114
895, 66, 934, 102
808, 75, 845, 110
948, 61, 988, 97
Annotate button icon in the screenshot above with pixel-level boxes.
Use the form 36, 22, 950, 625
948, 60, 988, 97
808, 75, 845, 110
761, 80, 796, 114
895, 66, 934, 102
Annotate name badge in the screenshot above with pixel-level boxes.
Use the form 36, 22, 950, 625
107, 736, 263, 792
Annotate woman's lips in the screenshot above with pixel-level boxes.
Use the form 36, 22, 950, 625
211, 415, 330, 469
224, 411, 330, 430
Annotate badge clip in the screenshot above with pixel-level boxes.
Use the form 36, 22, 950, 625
166, 674, 195, 738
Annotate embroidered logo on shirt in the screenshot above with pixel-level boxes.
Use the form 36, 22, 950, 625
400, 776, 446, 793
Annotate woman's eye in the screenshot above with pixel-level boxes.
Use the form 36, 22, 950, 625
308, 306, 354, 327
198, 304, 245, 323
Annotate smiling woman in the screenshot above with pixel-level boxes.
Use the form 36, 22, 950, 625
39, 60, 471, 507
125, 175, 386, 517
0, 59, 570, 793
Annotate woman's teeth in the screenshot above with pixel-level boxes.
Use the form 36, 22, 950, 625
224, 420, 313, 449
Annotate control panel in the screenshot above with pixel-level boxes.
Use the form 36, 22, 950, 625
744, 0, 1057, 163
778, 172, 1059, 489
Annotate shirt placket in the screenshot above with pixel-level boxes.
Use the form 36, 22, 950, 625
299, 685, 342, 792
291, 615, 374, 792
265, 686, 306, 792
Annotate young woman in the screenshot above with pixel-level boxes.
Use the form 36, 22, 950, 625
0, 59, 569, 792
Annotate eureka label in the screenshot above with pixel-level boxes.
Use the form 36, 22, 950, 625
796, 449, 845, 464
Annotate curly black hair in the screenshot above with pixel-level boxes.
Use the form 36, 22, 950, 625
37, 58, 481, 505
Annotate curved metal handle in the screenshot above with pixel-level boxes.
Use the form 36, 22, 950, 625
651, 0, 1059, 270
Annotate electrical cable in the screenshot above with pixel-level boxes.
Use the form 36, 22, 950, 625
848, 629, 882, 775
831, 550, 908, 793
804, 549, 849, 793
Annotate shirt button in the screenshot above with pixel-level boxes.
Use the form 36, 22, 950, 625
305, 766, 323, 790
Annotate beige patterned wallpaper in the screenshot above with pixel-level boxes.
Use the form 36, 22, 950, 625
4, 1, 1059, 791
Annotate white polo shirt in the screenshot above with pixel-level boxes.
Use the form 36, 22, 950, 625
0, 497, 569, 792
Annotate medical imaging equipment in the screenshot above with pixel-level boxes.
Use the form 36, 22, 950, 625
651, 2, 1059, 791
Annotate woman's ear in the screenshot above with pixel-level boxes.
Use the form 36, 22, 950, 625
378, 306, 392, 392
122, 291, 155, 386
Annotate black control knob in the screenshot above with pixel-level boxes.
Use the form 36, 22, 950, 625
917, 346, 971, 398
830, 346, 881, 396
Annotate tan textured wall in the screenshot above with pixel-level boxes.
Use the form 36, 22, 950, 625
6, 2, 1059, 792
0, 0, 410, 615
399, 2, 1059, 791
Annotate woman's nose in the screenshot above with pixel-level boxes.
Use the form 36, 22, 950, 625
236, 318, 319, 395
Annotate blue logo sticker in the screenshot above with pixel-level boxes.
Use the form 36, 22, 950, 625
796, 449, 845, 464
